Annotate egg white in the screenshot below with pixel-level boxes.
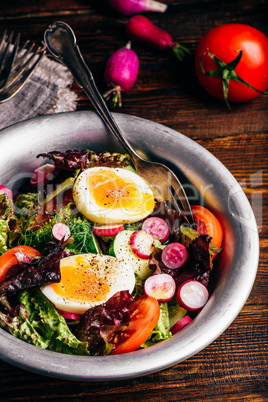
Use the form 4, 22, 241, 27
73, 167, 155, 224
40, 254, 135, 314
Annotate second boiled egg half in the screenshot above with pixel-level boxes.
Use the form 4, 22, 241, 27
73, 167, 155, 224
41, 253, 135, 314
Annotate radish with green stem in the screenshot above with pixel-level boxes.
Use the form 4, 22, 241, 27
126, 15, 190, 62
103, 42, 139, 107
106, 0, 167, 15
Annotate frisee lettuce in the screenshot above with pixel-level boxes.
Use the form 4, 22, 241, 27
0, 194, 23, 255
19, 288, 89, 355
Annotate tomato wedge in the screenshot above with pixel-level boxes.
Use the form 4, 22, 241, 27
0, 246, 40, 282
110, 295, 160, 354
191, 205, 223, 248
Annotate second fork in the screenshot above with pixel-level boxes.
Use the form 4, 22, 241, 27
0, 30, 46, 103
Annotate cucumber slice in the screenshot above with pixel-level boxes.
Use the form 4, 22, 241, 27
89, 232, 102, 254
168, 304, 187, 329
123, 164, 136, 173
67, 222, 102, 255
109, 230, 153, 279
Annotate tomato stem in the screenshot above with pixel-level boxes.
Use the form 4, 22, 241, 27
200, 50, 264, 107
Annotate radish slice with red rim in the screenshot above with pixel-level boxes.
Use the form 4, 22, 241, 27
130, 230, 154, 259
30, 163, 55, 186
52, 223, 71, 241
144, 273, 176, 302
93, 224, 124, 236
142, 217, 169, 242
161, 242, 188, 269
177, 280, 209, 311
170, 315, 192, 335
0, 185, 13, 200
58, 310, 81, 322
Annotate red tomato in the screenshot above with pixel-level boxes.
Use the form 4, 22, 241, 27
195, 23, 268, 103
191, 205, 223, 248
110, 295, 160, 354
0, 246, 40, 282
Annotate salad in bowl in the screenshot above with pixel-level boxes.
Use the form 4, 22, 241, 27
0, 111, 258, 380
0, 145, 222, 356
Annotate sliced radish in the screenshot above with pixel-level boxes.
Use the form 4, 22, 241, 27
144, 273, 176, 302
14, 251, 36, 263
30, 163, 55, 186
142, 217, 169, 242
52, 223, 71, 241
170, 315, 192, 335
177, 280, 209, 311
93, 224, 124, 237
161, 242, 188, 269
0, 185, 13, 200
130, 230, 154, 259
58, 310, 81, 322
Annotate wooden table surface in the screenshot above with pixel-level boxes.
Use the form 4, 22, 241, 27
1, 1, 267, 400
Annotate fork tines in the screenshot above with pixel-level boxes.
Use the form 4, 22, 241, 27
0, 30, 45, 102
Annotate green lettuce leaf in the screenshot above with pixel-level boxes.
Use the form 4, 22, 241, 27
0, 194, 23, 255
168, 297, 187, 329
0, 304, 49, 349
15, 193, 38, 230
19, 287, 89, 355
0, 220, 8, 255
140, 302, 172, 348
180, 224, 222, 257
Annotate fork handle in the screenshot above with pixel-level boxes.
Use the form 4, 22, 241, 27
44, 21, 139, 161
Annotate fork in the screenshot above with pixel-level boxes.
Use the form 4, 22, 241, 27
0, 30, 46, 103
44, 21, 194, 225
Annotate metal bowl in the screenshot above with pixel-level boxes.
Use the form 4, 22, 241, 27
0, 111, 259, 380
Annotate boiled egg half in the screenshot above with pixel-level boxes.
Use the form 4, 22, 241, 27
40, 254, 135, 314
73, 167, 155, 224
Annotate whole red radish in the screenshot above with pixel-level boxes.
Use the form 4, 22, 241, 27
107, 0, 167, 15
126, 15, 190, 61
103, 42, 139, 107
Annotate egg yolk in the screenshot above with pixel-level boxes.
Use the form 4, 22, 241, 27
51, 259, 110, 303
88, 169, 154, 213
